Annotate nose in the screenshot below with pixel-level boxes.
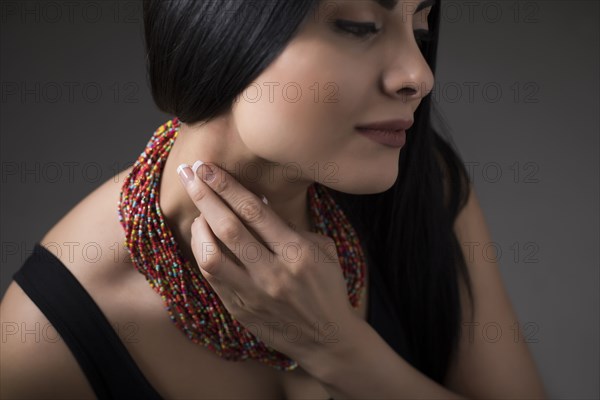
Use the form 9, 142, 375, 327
382, 39, 435, 103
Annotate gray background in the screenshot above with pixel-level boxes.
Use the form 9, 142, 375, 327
1, 1, 598, 398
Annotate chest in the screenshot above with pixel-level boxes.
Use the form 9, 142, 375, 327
44, 166, 371, 399
106, 257, 370, 399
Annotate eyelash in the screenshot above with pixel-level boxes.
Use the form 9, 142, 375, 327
333, 20, 381, 39
333, 20, 435, 47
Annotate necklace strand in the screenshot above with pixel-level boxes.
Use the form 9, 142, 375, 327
117, 118, 366, 371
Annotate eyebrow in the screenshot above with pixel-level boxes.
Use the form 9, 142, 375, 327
372, 0, 436, 13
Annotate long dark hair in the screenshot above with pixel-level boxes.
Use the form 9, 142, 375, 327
143, 0, 474, 384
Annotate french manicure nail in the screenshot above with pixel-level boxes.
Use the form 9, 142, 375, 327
177, 163, 194, 184
191, 160, 204, 175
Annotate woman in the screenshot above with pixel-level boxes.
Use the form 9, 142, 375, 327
0, 0, 547, 399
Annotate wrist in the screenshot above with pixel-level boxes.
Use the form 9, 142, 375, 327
296, 311, 368, 383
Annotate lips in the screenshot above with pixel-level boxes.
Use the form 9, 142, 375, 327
356, 128, 407, 148
355, 119, 414, 132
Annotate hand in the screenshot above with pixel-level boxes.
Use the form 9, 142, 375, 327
176, 160, 358, 362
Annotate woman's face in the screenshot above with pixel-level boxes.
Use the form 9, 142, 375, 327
231, 0, 435, 194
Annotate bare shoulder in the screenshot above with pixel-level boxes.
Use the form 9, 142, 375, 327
444, 184, 547, 398
39, 166, 136, 288
0, 277, 97, 398
0, 165, 286, 399
0, 166, 135, 398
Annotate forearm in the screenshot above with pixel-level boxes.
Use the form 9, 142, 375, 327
298, 316, 468, 400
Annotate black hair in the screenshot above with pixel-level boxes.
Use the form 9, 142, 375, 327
143, 0, 474, 385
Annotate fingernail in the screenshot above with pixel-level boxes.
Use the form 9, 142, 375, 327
191, 160, 204, 175
261, 194, 269, 205
177, 163, 194, 184
198, 163, 215, 183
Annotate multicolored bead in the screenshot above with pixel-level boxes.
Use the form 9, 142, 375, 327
117, 118, 366, 371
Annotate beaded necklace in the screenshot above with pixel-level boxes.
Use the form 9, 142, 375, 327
117, 118, 366, 371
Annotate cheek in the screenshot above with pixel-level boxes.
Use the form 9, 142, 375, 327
233, 84, 320, 157
232, 52, 353, 164
231, 39, 400, 193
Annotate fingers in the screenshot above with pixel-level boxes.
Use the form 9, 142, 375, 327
191, 160, 301, 252
190, 214, 254, 305
177, 162, 273, 269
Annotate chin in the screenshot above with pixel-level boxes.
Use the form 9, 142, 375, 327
324, 174, 398, 195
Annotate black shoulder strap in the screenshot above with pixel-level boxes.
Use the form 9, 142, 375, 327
12, 243, 163, 400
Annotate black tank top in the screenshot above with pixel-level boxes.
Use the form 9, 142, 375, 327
12, 243, 412, 399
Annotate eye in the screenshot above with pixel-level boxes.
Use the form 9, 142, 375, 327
333, 19, 381, 39
414, 28, 434, 49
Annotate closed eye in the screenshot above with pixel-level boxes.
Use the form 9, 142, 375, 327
332, 20, 435, 49
333, 20, 381, 39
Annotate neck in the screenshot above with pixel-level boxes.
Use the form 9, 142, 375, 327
158, 117, 315, 262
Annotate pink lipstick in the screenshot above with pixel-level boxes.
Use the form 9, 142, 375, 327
355, 118, 412, 148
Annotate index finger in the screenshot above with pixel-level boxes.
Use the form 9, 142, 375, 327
192, 160, 301, 252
